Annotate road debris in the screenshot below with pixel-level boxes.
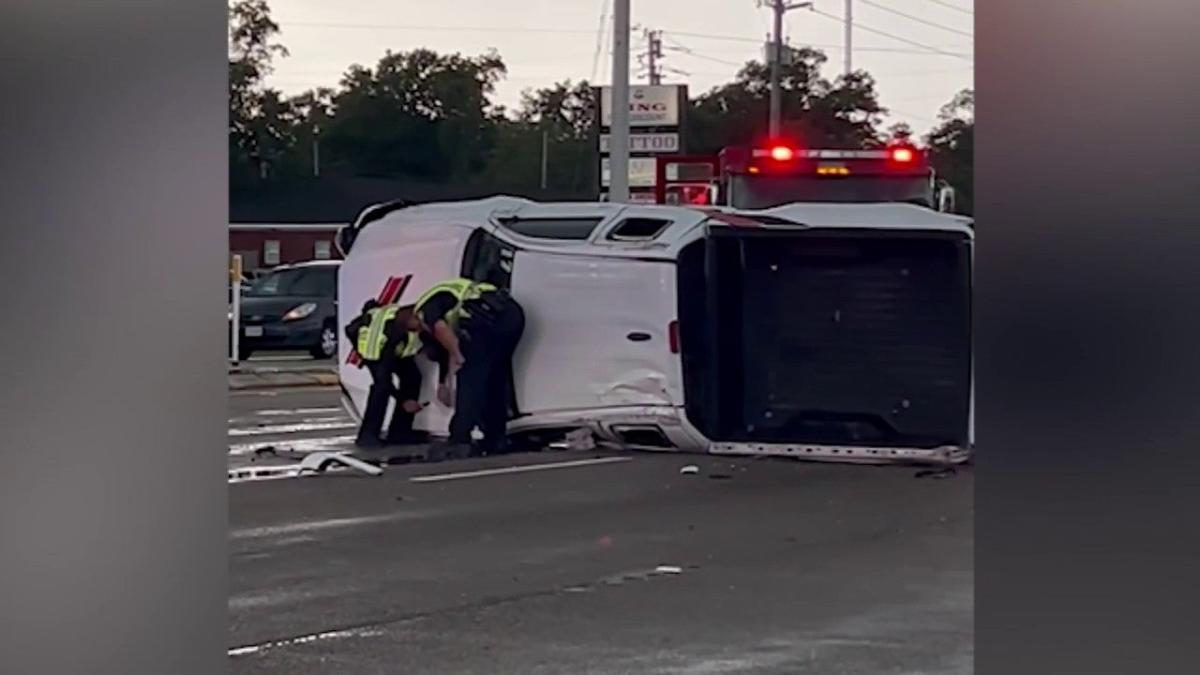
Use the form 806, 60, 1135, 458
564, 428, 596, 451
679, 465, 700, 475
654, 565, 683, 575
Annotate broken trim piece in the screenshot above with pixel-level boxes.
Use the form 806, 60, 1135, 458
710, 442, 971, 466
228, 452, 384, 483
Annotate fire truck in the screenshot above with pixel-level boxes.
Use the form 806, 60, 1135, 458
655, 141, 957, 214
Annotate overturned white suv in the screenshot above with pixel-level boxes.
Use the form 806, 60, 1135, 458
336, 196, 973, 465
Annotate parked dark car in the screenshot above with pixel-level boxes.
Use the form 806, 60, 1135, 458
231, 260, 340, 360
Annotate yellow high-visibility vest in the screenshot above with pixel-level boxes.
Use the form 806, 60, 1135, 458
413, 278, 497, 331
355, 306, 398, 361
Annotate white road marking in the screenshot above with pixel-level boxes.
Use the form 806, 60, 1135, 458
229, 627, 384, 657
230, 511, 431, 540
228, 434, 356, 456
228, 420, 357, 437
409, 456, 633, 483
255, 407, 343, 416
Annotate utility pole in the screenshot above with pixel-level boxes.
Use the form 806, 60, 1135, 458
762, 1, 812, 138
312, 123, 321, 178
644, 29, 663, 85
610, 0, 631, 202
844, 0, 852, 76
540, 129, 548, 190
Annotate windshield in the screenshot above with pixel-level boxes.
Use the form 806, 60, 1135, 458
728, 174, 934, 209
245, 268, 333, 297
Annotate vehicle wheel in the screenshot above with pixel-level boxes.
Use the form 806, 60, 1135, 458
312, 323, 337, 360
237, 345, 253, 362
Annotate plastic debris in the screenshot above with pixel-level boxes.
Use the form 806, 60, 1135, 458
679, 465, 700, 475
655, 565, 683, 575
565, 428, 596, 451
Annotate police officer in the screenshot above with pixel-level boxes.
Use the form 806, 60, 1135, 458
345, 300, 426, 449
400, 278, 525, 458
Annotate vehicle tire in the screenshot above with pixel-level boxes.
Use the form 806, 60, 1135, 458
312, 322, 338, 360
237, 345, 253, 362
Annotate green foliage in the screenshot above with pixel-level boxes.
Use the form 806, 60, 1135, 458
228, 0, 291, 181
228, 1, 972, 203
926, 89, 974, 214
687, 50, 887, 153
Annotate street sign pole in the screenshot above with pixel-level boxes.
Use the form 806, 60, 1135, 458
230, 254, 242, 364
610, 0, 631, 202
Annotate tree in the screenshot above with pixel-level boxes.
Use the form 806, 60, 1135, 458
319, 49, 507, 180
686, 49, 888, 154
478, 81, 597, 192
228, 0, 290, 181
926, 89, 974, 214
887, 122, 915, 143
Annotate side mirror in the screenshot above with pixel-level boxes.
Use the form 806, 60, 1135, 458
937, 185, 957, 213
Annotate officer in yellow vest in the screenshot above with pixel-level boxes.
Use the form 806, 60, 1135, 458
400, 278, 525, 458
345, 300, 427, 449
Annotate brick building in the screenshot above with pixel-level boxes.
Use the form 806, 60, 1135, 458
230, 176, 587, 273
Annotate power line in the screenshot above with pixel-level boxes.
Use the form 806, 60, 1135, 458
662, 35, 753, 68
859, 0, 973, 39
666, 46, 746, 68
923, 0, 973, 16
664, 29, 969, 57
807, 8, 972, 60
277, 20, 595, 34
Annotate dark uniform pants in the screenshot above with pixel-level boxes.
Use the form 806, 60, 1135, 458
448, 292, 525, 451
357, 351, 423, 446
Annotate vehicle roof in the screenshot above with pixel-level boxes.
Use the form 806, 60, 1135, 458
350, 196, 972, 260
744, 202, 973, 234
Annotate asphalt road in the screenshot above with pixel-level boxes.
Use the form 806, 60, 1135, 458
229, 388, 974, 674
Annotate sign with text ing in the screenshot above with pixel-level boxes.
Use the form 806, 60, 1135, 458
599, 85, 682, 127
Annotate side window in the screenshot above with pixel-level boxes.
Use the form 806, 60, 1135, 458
287, 268, 337, 297
608, 218, 672, 241
263, 240, 281, 266
461, 228, 515, 289
499, 217, 602, 240
288, 270, 323, 296
315, 268, 337, 297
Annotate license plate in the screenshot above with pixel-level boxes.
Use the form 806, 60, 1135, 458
244, 326, 263, 337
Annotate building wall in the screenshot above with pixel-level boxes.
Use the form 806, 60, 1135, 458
229, 228, 341, 271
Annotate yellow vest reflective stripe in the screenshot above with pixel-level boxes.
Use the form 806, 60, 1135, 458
413, 278, 497, 330
396, 331, 423, 359
356, 306, 398, 361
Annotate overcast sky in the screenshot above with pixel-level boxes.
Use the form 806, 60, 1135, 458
262, 0, 973, 133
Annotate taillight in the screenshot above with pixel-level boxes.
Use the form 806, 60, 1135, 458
668, 320, 680, 354
890, 147, 914, 163
769, 145, 794, 161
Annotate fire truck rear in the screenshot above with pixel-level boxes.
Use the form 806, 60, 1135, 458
656, 142, 957, 213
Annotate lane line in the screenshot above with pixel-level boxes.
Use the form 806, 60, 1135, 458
228, 420, 357, 437
230, 511, 430, 539
228, 434, 356, 456
409, 456, 632, 483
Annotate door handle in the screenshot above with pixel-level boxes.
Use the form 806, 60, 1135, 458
626, 332, 652, 342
